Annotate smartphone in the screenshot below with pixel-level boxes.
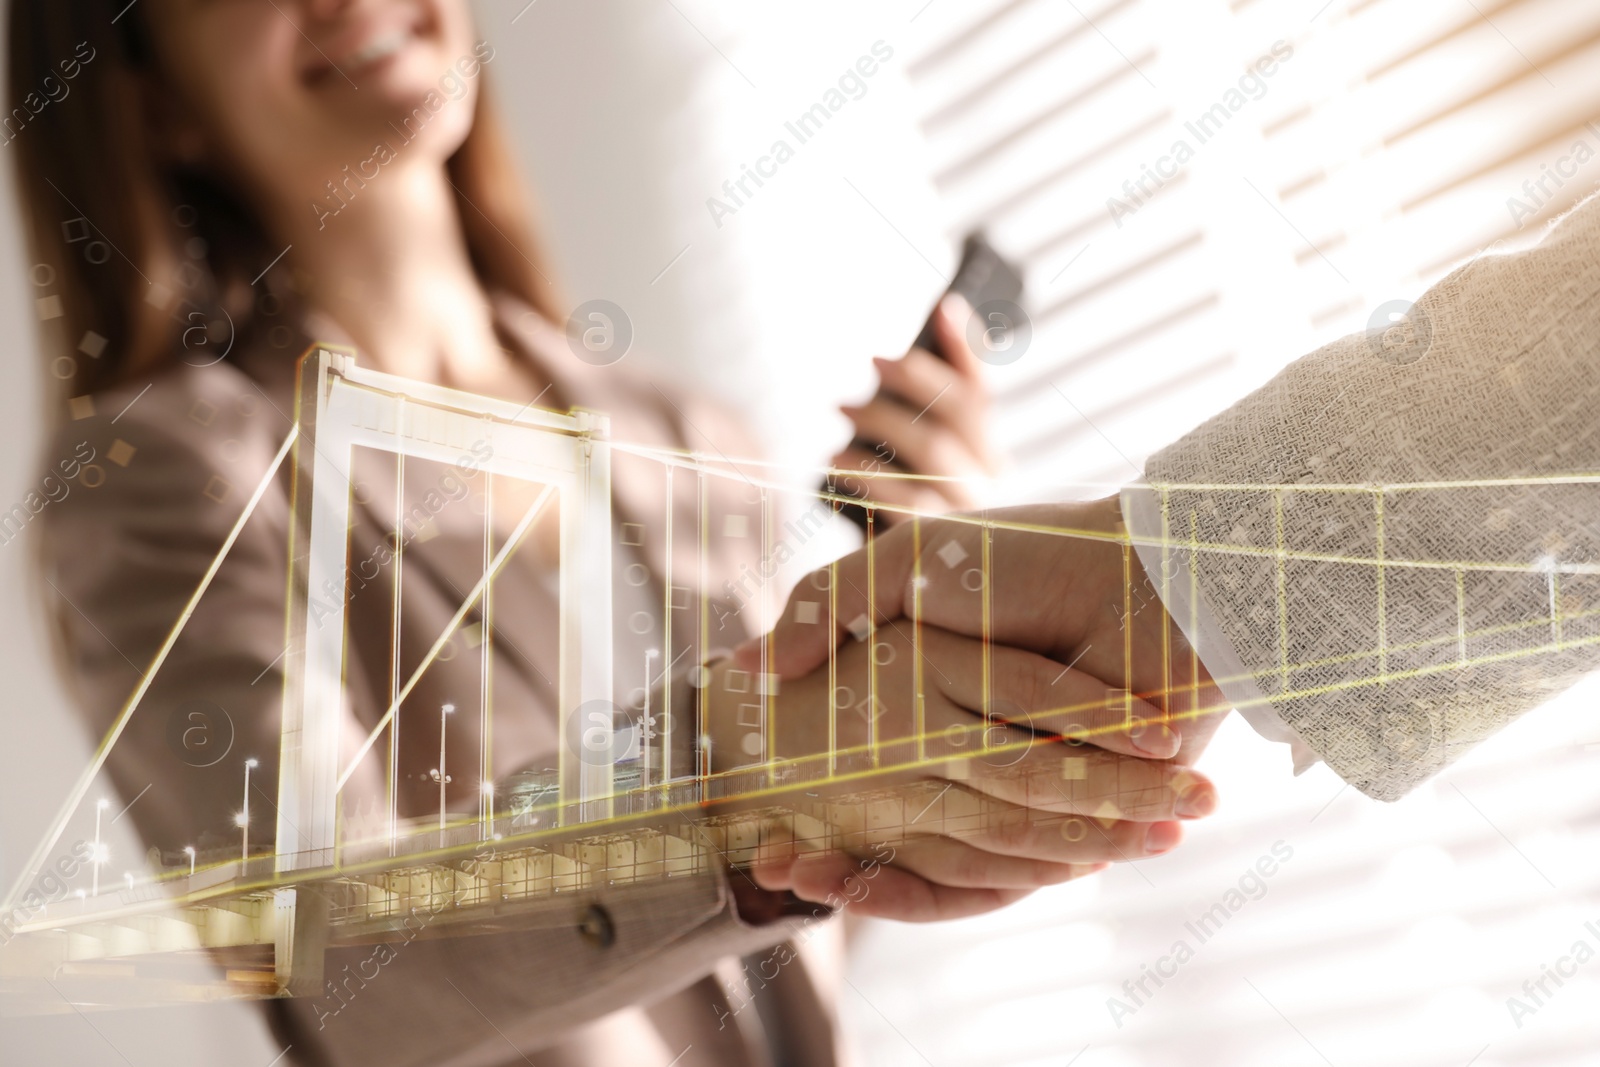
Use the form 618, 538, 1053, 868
909, 231, 1026, 362
830, 232, 1025, 531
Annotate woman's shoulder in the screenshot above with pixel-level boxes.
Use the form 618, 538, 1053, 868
494, 292, 767, 461
36, 356, 295, 546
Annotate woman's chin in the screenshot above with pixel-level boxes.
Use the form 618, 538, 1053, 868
370, 65, 476, 128
320, 82, 475, 153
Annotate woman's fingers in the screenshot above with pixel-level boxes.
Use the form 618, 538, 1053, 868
866, 836, 1103, 890
750, 780, 1184, 892
939, 803, 1185, 865
933, 293, 984, 380
880, 794, 1180, 887
781, 850, 1044, 922
745, 775, 1183, 922
935, 749, 1218, 823
883, 838, 1113, 890
828, 445, 973, 515
869, 348, 993, 466
871, 349, 964, 416
842, 397, 985, 488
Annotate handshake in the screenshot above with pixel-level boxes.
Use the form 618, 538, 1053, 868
707, 496, 1234, 923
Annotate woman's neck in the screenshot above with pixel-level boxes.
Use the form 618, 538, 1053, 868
265, 161, 516, 390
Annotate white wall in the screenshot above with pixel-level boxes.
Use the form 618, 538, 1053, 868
0, 2, 941, 1060
494, 0, 947, 473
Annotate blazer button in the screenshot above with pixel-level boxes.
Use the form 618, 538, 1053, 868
578, 903, 615, 949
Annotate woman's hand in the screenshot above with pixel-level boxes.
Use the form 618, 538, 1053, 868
832, 295, 998, 522
707, 614, 1216, 921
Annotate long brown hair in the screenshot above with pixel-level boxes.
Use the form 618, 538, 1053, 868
6, 1, 562, 417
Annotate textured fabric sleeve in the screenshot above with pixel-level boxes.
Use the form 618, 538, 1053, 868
1121, 484, 1323, 775
1130, 192, 1600, 802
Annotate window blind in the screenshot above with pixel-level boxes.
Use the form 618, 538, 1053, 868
843, 1, 1600, 1064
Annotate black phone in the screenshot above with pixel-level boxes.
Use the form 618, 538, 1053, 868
830, 232, 1025, 531
908, 231, 1026, 362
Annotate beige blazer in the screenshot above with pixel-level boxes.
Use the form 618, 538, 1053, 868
38, 286, 846, 1067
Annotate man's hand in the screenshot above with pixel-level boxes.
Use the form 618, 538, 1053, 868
734, 497, 1231, 765
710, 519, 1226, 920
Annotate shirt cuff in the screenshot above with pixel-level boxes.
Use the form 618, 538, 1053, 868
1118, 484, 1322, 775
